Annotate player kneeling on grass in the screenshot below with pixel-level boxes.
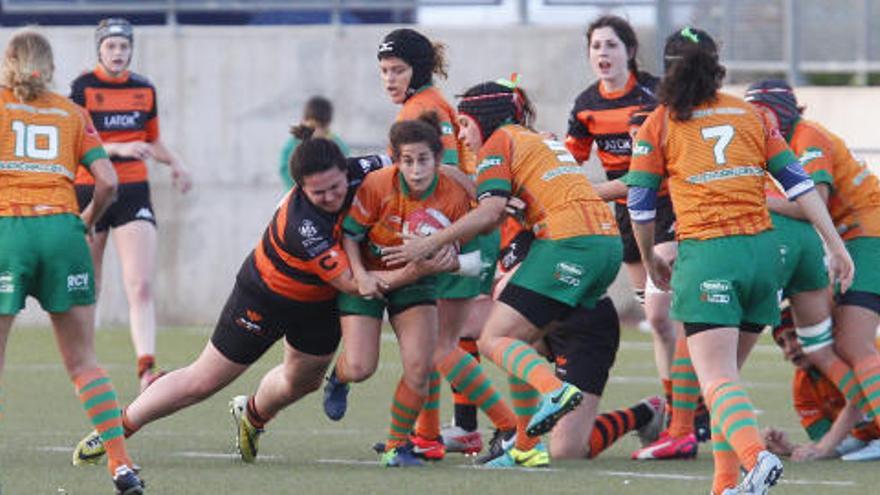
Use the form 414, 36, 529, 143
329, 113, 493, 466
762, 306, 880, 462
72, 132, 456, 466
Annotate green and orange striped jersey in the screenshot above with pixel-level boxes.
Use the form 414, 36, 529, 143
790, 119, 880, 239
343, 165, 471, 270
475, 124, 617, 241
0, 88, 107, 217
628, 93, 797, 240
396, 85, 475, 172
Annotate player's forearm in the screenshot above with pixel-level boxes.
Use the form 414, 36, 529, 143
815, 403, 862, 457
593, 179, 628, 202
766, 196, 808, 220
150, 139, 182, 167
795, 190, 846, 253
84, 158, 118, 228
342, 236, 368, 281
631, 221, 657, 267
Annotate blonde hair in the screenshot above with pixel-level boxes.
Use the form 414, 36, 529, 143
1, 30, 54, 102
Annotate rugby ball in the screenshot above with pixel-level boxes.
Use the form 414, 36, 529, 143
403, 208, 451, 238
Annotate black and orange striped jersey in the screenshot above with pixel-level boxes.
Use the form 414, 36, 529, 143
237, 155, 387, 302
565, 72, 658, 201
70, 65, 159, 185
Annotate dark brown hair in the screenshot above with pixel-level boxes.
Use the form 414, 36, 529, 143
289, 136, 346, 186
658, 27, 725, 121
388, 111, 444, 162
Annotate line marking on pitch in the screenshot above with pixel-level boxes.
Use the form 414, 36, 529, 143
174, 451, 285, 460
599, 470, 856, 487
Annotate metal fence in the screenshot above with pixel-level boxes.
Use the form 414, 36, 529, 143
2, 0, 877, 84
545, 0, 879, 85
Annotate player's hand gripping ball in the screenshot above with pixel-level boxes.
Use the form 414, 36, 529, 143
402, 208, 457, 259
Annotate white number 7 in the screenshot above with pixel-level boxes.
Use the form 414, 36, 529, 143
701, 124, 734, 165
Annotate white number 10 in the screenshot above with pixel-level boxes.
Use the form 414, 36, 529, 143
701, 124, 734, 165
11, 120, 59, 160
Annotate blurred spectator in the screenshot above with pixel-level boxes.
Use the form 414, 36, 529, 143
279, 96, 349, 189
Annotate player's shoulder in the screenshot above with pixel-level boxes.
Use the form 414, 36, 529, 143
571, 82, 603, 111
127, 71, 155, 89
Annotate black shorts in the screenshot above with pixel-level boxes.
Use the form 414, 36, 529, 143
498, 283, 574, 329
683, 321, 764, 337
543, 297, 620, 396
615, 195, 676, 263
76, 181, 156, 233
210, 281, 341, 365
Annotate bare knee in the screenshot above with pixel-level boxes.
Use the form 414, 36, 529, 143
126, 279, 153, 305
343, 358, 378, 383
549, 439, 589, 459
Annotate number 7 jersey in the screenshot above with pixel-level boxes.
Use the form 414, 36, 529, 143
0, 88, 106, 217
628, 93, 795, 240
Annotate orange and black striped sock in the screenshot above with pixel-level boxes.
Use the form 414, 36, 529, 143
74, 368, 132, 473
711, 420, 741, 494
246, 395, 273, 429
438, 347, 516, 431
588, 402, 653, 458
508, 375, 540, 451
136, 355, 155, 379
413, 371, 442, 440
853, 355, 880, 426
669, 338, 699, 437
490, 337, 561, 394
387, 378, 426, 450
705, 379, 764, 470
453, 338, 479, 432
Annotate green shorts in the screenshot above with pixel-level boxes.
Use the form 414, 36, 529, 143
0, 214, 95, 315
845, 237, 880, 296
478, 229, 500, 295
338, 276, 436, 319
671, 231, 782, 327
771, 213, 829, 297
437, 237, 481, 300
509, 235, 622, 309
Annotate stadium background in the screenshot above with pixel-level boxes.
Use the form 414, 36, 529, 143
1, 0, 878, 327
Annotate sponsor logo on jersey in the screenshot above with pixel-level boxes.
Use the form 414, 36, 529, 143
632, 140, 654, 157
596, 136, 632, 155
686, 166, 764, 185
102, 111, 141, 130
799, 147, 824, 166
0, 272, 14, 294
476, 155, 503, 175
440, 122, 454, 135
67, 273, 90, 292
542, 166, 584, 181
299, 219, 318, 239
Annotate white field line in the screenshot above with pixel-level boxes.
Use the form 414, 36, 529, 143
587, 470, 856, 487
36, 446, 857, 487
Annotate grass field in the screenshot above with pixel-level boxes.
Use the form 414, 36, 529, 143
0, 325, 874, 494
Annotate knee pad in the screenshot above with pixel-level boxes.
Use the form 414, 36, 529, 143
796, 317, 834, 353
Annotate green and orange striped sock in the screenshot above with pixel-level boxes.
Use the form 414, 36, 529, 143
588, 402, 653, 458
490, 337, 562, 394
453, 338, 479, 432
74, 368, 132, 473
386, 378, 426, 451
413, 371, 442, 440
669, 337, 699, 438
853, 355, 880, 426
705, 379, 764, 470
822, 359, 869, 413
508, 375, 540, 451
438, 347, 516, 431
711, 421, 741, 495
